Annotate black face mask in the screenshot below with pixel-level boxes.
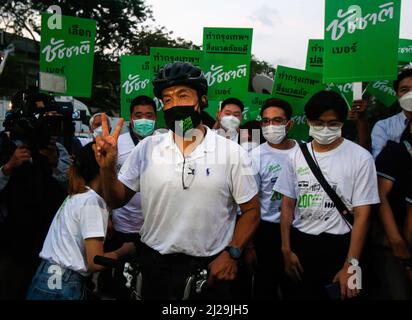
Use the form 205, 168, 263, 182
163, 105, 202, 136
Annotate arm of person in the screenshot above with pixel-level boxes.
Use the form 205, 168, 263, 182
349, 100, 370, 151
378, 177, 410, 259
371, 121, 388, 159
280, 195, 303, 282
0, 145, 31, 191
208, 195, 260, 285
405, 202, 412, 250
93, 114, 135, 209
333, 205, 371, 300
84, 237, 136, 273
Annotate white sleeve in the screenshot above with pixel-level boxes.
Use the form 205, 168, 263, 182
273, 155, 297, 199
371, 121, 388, 159
351, 157, 380, 207
230, 148, 258, 205
250, 151, 261, 191
118, 143, 141, 192
80, 198, 109, 240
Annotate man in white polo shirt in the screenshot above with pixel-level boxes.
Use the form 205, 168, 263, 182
94, 62, 260, 300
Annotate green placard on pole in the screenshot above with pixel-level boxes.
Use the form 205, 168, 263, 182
366, 80, 397, 107
271, 66, 326, 141
39, 13, 96, 97
399, 39, 412, 63
324, 1, 401, 83
243, 92, 269, 123
305, 39, 324, 73
120, 56, 151, 120
202, 27, 253, 101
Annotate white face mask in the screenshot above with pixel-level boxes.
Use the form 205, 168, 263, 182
309, 126, 341, 145
399, 91, 412, 112
220, 115, 241, 131
241, 141, 260, 152
262, 125, 287, 145
92, 126, 103, 138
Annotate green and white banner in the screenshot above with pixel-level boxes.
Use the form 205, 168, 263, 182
202, 27, 253, 101
366, 80, 397, 107
305, 39, 324, 73
324, 0, 401, 83
271, 66, 325, 141
243, 92, 269, 123
399, 39, 412, 63
120, 55, 151, 120
39, 13, 96, 97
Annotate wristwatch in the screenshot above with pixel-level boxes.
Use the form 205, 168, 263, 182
224, 246, 242, 260
346, 256, 359, 267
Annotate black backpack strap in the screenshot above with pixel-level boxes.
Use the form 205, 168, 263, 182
299, 142, 353, 228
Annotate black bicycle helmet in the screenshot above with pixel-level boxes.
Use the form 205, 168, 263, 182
153, 62, 208, 99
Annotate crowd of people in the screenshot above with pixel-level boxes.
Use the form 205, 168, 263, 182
0, 62, 411, 300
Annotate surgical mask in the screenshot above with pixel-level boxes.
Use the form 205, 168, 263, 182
241, 141, 260, 152
262, 125, 287, 145
163, 105, 202, 137
93, 126, 103, 138
399, 91, 412, 112
133, 119, 155, 137
220, 115, 241, 131
309, 126, 341, 145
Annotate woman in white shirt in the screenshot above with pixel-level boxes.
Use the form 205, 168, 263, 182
26, 142, 135, 300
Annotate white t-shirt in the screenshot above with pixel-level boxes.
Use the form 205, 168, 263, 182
112, 132, 144, 234
250, 141, 299, 223
274, 139, 380, 235
40, 189, 109, 276
118, 126, 258, 256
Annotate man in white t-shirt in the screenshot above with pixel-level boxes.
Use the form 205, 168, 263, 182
94, 62, 260, 300
249, 98, 298, 300
274, 90, 380, 300
371, 69, 412, 159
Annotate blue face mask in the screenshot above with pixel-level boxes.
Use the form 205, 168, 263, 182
132, 119, 155, 137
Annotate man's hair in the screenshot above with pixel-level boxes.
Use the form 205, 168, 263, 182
220, 97, 244, 112
129, 95, 157, 115
305, 90, 348, 122
260, 98, 293, 120
89, 112, 111, 128
394, 69, 412, 93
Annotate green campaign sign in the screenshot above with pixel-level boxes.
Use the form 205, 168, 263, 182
366, 80, 397, 107
242, 92, 269, 123
202, 27, 253, 101
204, 100, 220, 121
399, 39, 412, 63
272, 66, 325, 141
120, 56, 151, 120
306, 39, 324, 73
324, 1, 401, 83
39, 13, 96, 97
150, 47, 202, 128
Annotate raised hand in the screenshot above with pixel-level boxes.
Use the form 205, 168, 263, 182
93, 113, 124, 170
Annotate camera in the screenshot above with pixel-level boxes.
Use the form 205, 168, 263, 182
3, 88, 76, 153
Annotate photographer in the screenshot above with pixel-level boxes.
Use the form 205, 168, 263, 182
0, 89, 68, 299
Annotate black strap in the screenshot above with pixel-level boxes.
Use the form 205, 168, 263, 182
299, 142, 353, 228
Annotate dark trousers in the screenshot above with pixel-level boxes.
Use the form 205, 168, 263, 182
140, 243, 232, 300
253, 221, 284, 300
283, 228, 350, 300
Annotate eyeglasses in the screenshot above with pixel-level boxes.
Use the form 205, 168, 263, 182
182, 158, 196, 190
260, 117, 288, 126
309, 120, 343, 131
